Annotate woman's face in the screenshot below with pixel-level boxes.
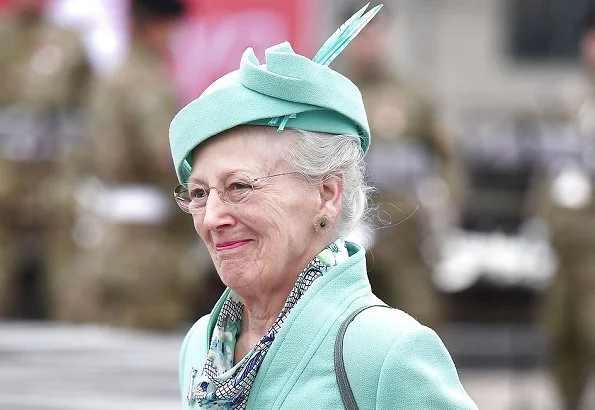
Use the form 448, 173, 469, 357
189, 126, 323, 296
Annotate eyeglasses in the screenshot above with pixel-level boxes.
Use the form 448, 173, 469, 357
173, 172, 298, 214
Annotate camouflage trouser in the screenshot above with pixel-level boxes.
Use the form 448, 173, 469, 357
0, 225, 74, 319
57, 224, 213, 331
0, 228, 17, 316
366, 196, 444, 330
0, 160, 76, 318
541, 203, 595, 409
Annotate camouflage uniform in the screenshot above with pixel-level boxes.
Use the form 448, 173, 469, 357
59, 36, 208, 330
0, 9, 90, 318
350, 68, 453, 330
539, 76, 595, 410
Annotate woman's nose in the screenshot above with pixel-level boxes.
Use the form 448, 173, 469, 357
202, 190, 234, 230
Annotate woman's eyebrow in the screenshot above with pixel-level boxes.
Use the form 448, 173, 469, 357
187, 170, 254, 184
187, 176, 205, 184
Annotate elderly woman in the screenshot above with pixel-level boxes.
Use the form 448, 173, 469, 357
170, 5, 476, 410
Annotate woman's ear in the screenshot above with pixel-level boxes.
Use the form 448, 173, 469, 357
318, 173, 344, 222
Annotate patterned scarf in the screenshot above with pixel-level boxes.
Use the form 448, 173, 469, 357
189, 239, 349, 409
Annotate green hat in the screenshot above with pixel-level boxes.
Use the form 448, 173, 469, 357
169, 3, 382, 183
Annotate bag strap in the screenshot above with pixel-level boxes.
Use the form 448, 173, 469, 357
334, 304, 391, 410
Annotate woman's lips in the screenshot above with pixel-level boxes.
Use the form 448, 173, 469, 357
215, 240, 251, 251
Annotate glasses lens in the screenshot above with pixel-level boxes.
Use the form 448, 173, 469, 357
188, 183, 210, 212
174, 184, 191, 213
174, 174, 256, 213
225, 175, 254, 204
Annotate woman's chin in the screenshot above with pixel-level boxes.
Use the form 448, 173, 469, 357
215, 262, 254, 291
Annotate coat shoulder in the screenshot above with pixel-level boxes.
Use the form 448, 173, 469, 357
343, 305, 423, 348
342, 307, 477, 409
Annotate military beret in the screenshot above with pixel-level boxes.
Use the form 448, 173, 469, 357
583, 8, 595, 33
169, 4, 382, 183
132, 0, 185, 19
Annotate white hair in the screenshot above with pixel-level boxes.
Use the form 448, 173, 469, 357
282, 129, 374, 238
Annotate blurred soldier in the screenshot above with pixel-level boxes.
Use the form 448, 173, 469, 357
60, 0, 207, 330
540, 10, 595, 410
0, 0, 91, 318
340, 8, 456, 329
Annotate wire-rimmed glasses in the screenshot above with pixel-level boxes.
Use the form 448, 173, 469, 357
173, 172, 298, 214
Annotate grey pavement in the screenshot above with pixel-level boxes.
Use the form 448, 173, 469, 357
0, 321, 181, 410
0, 321, 594, 410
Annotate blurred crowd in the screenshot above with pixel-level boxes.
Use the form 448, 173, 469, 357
0, 0, 222, 329
0, 0, 594, 408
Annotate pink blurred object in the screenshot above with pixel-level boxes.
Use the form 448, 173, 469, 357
172, 0, 318, 104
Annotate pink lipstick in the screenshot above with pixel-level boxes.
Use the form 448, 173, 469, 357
215, 240, 250, 251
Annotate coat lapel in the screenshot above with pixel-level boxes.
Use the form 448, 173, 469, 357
247, 244, 374, 408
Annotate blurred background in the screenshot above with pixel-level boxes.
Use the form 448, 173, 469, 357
1, 0, 595, 409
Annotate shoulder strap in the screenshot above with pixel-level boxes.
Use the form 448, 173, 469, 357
334, 304, 391, 410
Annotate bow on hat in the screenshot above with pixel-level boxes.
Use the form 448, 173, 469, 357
169, 3, 383, 183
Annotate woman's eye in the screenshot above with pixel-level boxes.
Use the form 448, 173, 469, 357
189, 187, 207, 199
229, 181, 252, 191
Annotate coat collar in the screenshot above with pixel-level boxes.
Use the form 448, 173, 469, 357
247, 242, 374, 407
201, 242, 374, 407
204, 242, 369, 341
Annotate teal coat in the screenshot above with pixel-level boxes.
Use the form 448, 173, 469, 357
179, 242, 477, 409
